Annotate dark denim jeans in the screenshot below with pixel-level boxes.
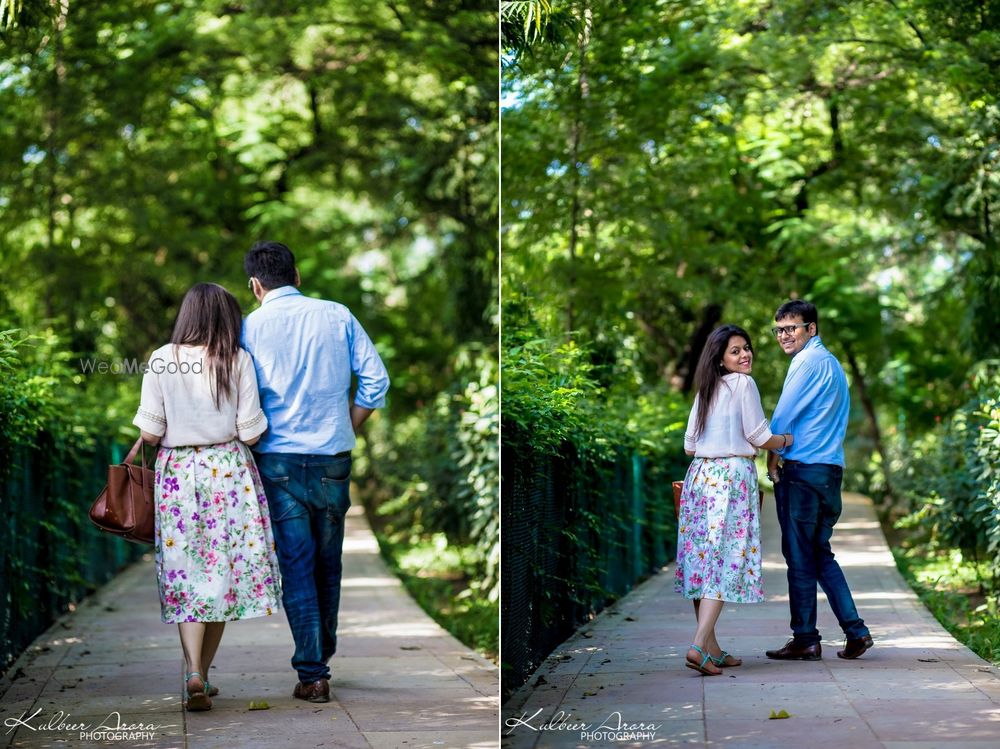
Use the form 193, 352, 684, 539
774, 461, 869, 646
255, 451, 352, 683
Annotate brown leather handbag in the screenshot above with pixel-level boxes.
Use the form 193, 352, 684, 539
89, 436, 155, 545
673, 480, 764, 518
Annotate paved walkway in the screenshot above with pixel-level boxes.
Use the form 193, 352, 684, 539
502, 491, 1000, 748
0, 507, 498, 749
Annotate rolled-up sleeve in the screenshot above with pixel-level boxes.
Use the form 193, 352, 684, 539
133, 357, 167, 436
741, 376, 772, 447
349, 314, 390, 409
235, 350, 267, 442
683, 395, 699, 452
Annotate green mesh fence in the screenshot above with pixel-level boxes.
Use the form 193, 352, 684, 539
501, 429, 679, 700
0, 436, 145, 674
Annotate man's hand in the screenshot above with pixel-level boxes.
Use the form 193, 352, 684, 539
767, 451, 780, 483
350, 404, 375, 434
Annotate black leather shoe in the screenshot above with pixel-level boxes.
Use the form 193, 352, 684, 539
837, 634, 874, 660
765, 640, 822, 660
293, 678, 330, 703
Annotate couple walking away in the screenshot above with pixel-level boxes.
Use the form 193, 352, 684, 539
676, 300, 874, 676
132, 242, 390, 710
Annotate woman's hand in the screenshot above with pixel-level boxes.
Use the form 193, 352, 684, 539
783, 433, 793, 447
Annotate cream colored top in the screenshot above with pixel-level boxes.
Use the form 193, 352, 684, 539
683, 373, 772, 458
133, 344, 267, 448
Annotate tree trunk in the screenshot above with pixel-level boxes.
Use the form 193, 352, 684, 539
843, 342, 894, 502
566, 3, 592, 334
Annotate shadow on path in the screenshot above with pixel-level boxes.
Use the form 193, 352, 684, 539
0, 507, 499, 749
503, 491, 1000, 748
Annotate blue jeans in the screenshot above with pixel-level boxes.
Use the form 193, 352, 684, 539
255, 451, 352, 683
774, 462, 869, 646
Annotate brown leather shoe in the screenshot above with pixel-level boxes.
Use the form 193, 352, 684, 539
293, 678, 330, 703
765, 640, 822, 661
837, 634, 874, 660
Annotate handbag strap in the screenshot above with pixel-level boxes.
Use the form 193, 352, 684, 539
123, 436, 148, 468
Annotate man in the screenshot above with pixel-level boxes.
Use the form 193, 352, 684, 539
242, 241, 390, 701
765, 299, 873, 661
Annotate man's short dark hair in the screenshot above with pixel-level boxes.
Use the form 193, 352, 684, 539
775, 299, 818, 329
244, 241, 297, 290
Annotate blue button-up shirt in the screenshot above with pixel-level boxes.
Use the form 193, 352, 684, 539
770, 336, 849, 467
241, 286, 390, 455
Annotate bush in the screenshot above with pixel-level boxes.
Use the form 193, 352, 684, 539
893, 361, 1000, 570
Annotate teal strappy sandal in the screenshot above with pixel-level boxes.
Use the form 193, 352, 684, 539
184, 671, 212, 711
685, 644, 722, 676
204, 678, 219, 697
710, 650, 743, 668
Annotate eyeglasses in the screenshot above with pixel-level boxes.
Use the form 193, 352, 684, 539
771, 323, 810, 337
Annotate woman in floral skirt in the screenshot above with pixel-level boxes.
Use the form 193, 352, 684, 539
134, 282, 281, 710
675, 324, 793, 676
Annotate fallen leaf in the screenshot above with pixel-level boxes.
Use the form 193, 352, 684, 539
768, 709, 790, 719
248, 701, 270, 710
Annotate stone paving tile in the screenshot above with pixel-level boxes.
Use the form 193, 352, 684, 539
1, 508, 498, 748
705, 717, 883, 749
503, 491, 1000, 748
365, 730, 499, 748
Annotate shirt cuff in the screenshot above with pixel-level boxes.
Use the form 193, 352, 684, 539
746, 421, 772, 448
237, 409, 267, 442
133, 409, 166, 437
353, 394, 385, 410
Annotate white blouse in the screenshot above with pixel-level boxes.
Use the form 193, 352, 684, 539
132, 344, 267, 448
683, 373, 773, 458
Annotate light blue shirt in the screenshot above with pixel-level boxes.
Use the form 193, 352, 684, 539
241, 286, 389, 455
770, 336, 849, 467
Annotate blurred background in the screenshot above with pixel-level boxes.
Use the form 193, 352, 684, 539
0, 0, 497, 673
501, 0, 999, 698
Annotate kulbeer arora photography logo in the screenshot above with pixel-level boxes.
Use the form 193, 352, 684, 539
4, 708, 174, 742
78, 357, 203, 375
504, 709, 661, 744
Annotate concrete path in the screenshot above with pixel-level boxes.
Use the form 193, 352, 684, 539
502, 491, 1000, 748
0, 506, 499, 749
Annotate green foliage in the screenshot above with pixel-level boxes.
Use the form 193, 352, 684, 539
1, 0, 498, 662
894, 361, 1000, 568
892, 546, 1000, 666
363, 345, 499, 600
377, 532, 499, 660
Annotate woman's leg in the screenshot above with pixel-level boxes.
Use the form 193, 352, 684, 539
687, 599, 724, 674
178, 622, 207, 689
201, 622, 226, 675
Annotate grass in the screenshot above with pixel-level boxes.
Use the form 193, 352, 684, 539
373, 531, 499, 663
889, 543, 1000, 666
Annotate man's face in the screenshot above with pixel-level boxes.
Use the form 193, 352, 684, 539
774, 314, 814, 357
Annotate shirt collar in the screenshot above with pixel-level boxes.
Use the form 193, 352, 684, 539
795, 336, 823, 357
261, 286, 302, 305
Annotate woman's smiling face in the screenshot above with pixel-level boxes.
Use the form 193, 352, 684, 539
721, 336, 753, 374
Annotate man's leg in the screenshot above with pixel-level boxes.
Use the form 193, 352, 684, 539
308, 455, 352, 663
813, 466, 870, 640
257, 454, 329, 684
776, 465, 822, 645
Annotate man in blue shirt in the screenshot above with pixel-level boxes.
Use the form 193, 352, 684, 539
242, 241, 389, 702
764, 300, 873, 662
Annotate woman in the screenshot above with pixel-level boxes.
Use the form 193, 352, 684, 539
675, 324, 792, 676
133, 282, 281, 710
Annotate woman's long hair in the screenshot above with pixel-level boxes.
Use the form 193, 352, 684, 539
170, 283, 243, 409
691, 324, 753, 440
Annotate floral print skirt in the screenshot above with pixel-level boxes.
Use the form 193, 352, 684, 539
154, 440, 281, 623
674, 456, 763, 603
